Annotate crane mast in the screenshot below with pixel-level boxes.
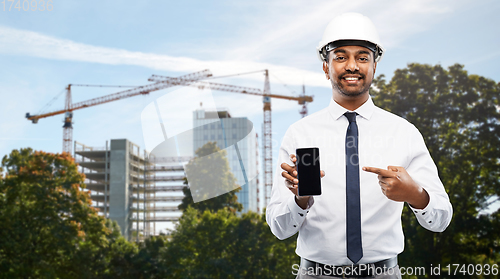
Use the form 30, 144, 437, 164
262, 70, 273, 208
300, 84, 308, 118
63, 84, 73, 154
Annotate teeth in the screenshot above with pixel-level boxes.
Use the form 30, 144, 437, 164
345, 77, 359, 81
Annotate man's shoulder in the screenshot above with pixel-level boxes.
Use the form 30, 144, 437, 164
289, 107, 330, 128
373, 106, 413, 125
371, 106, 421, 137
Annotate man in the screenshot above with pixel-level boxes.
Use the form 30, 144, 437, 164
266, 13, 453, 279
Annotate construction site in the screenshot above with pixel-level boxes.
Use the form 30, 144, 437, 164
74, 139, 189, 241
25, 69, 314, 242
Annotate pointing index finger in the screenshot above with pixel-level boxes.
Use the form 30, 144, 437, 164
362, 166, 397, 178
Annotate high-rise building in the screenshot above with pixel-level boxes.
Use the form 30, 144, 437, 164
74, 139, 185, 241
192, 109, 259, 213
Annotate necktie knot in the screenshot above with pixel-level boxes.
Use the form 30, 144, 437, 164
344, 112, 357, 123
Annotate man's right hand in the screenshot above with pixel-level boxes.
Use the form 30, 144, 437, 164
281, 154, 325, 209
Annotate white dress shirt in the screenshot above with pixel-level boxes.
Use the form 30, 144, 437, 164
266, 96, 453, 265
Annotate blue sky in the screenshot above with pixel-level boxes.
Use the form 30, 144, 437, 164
1, 0, 499, 220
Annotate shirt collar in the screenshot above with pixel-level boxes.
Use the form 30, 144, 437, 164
327, 95, 375, 121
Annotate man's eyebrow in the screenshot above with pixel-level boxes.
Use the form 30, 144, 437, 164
357, 50, 371, 55
333, 49, 371, 56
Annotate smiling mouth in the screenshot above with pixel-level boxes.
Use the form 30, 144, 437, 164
341, 76, 363, 84
344, 77, 360, 81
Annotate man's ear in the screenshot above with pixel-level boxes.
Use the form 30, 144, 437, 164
373, 62, 377, 78
323, 61, 330, 80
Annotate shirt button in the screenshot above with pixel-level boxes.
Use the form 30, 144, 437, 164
422, 212, 426, 215
293, 225, 297, 227
414, 211, 418, 213
299, 213, 304, 217
428, 221, 432, 223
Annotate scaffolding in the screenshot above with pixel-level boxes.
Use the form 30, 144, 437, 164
74, 139, 189, 241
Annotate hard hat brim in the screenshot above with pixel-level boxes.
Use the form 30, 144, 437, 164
317, 40, 384, 63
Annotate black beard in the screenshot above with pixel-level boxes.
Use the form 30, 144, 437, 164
331, 71, 371, 97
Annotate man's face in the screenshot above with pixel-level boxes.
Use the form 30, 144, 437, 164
323, 45, 377, 99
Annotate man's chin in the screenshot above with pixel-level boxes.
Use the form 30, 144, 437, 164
339, 89, 366, 98
331, 81, 370, 98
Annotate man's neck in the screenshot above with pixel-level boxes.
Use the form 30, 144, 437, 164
332, 92, 369, 111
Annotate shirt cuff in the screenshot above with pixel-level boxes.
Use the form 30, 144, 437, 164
287, 195, 314, 223
408, 193, 434, 222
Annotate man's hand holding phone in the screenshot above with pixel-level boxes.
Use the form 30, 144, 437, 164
281, 154, 325, 209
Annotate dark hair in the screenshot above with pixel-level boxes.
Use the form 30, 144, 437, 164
322, 40, 379, 62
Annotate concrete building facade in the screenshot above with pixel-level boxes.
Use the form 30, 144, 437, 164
75, 139, 184, 241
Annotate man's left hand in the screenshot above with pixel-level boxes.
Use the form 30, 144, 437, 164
362, 165, 430, 209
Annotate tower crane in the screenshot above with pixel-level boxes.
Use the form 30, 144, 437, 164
300, 84, 308, 118
148, 70, 313, 208
26, 70, 213, 154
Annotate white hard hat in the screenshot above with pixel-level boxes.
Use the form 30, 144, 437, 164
317, 13, 384, 63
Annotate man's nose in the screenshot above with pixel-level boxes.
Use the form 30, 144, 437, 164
345, 57, 359, 72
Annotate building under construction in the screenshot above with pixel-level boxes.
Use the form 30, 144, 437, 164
74, 139, 188, 241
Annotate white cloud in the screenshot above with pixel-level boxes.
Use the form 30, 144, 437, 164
0, 25, 329, 88
0, 0, 464, 92
224, 0, 460, 62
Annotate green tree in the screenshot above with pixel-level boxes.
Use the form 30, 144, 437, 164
168, 141, 298, 278
372, 63, 500, 278
103, 234, 170, 279
79, 219, 138, 278
163, 207, 298, 278
0, 148, 107, 277
131, 235, 170, 278
179, 142, 242, 214
0, 148, 138, 278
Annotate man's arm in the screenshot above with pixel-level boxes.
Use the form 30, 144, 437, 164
265, 128, 324, 240
405, 126, 453, 232
363, 125, 453, 232
362, 166, 430, 209
266, 148, 311, 240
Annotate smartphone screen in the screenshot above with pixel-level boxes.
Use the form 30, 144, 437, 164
296, 147, 321, 196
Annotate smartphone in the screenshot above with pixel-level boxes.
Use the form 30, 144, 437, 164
296, 147, 322, 196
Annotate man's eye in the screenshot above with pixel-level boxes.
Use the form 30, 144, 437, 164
359, 57, 369, 62
335, 56, 346, 61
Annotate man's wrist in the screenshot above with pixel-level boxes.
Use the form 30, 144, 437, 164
295, 195, 310, 209
408, 187, 430, 209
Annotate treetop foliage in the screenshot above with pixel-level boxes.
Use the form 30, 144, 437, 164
372, 63, 500, 276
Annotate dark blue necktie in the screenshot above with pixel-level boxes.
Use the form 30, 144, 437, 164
344, 112, 363, 264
